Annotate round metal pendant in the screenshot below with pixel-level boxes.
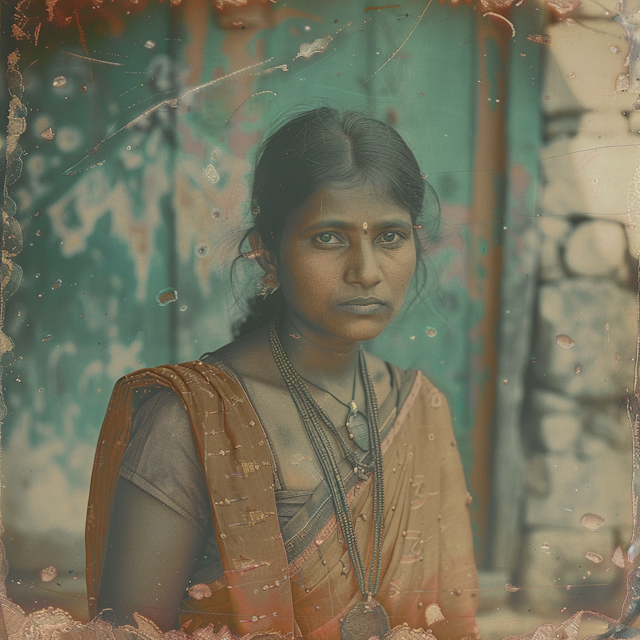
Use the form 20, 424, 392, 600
340, 597, 390, 640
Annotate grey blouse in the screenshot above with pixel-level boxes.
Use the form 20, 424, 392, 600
118, 358, 407, 586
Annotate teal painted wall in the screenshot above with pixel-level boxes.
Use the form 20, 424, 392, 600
2, 0, 542, 605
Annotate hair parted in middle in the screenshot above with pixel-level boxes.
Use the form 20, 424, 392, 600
233, 105, 440, 338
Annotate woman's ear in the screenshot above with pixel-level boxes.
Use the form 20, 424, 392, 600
249, 231, 278, 281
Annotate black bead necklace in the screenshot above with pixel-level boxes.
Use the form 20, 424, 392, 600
269, 322, 388, 639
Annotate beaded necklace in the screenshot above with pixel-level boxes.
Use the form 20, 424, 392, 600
269, 322, 389, 640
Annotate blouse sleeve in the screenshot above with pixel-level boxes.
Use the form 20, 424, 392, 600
119, 388, 212, 535
97, 389, 219, 630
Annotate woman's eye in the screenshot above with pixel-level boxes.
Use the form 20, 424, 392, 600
314, 233, 342, 245
379, 231, 404, 244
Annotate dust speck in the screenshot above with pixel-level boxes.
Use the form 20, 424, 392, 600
613, 546, 625, 568
52, 76, 67, 88
156, 288, 178, 306
188, 583, 212, 600
424, 603, 445, 626
52, 279, 62, 290
556, 334, 575, 349
580, 513, 605, 531
204, 164, 220, 184
546, 0, 581, 14
426, 327, 437, 337
40, 127, 55, 140
527, 34, 551, 44
617, 73, 630, 92
195, 243, 209, 258
586, 551, 603, 564
39, 566, 57, 582
505, 583, 520, 592
144, 40, 156, 49
294, 35, 333, 60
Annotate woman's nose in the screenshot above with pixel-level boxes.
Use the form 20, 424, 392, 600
345, 241, 383, 287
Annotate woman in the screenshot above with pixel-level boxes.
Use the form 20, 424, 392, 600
85, 107, 479, 640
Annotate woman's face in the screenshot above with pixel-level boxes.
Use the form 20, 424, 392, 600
275, 182, 418, 345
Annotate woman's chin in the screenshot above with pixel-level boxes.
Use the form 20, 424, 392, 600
284, 305, 399, 344
325, 313, 396, 343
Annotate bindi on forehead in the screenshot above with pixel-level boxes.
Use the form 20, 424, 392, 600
285, 183, 413, 239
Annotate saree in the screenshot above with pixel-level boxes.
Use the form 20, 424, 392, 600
86, 360, 478, 639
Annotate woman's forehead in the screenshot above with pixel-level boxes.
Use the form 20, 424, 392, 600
289, 182, 411, 227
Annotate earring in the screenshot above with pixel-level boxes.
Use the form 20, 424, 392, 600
257, 274, 279, 299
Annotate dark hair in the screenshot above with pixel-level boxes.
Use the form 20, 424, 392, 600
232, 106, 440, 338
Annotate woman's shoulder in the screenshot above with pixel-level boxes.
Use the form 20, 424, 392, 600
363, 352, 421, 390
200, 326, 283, 389
368, 357, 449, 412
129, 387, 190, 438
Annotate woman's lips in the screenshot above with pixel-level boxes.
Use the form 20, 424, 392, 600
336, 298, 387, 315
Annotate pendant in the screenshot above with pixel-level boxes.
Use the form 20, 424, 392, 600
346, 410, 370, 452
346, 401, 359, 428
340, 596, 390, 640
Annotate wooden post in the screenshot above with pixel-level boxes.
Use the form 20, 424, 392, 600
468, 7, 510, 564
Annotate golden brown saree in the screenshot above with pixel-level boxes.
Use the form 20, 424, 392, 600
86, 361, 478, 639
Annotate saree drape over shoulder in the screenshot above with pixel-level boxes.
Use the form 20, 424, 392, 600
86, 361, 478, 640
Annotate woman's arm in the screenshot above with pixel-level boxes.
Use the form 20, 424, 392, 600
97, 477, 204, 631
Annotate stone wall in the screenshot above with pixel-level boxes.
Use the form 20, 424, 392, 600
514, 5, 640, 615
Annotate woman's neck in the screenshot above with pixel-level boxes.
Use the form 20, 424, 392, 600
276, 314, 362, 393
